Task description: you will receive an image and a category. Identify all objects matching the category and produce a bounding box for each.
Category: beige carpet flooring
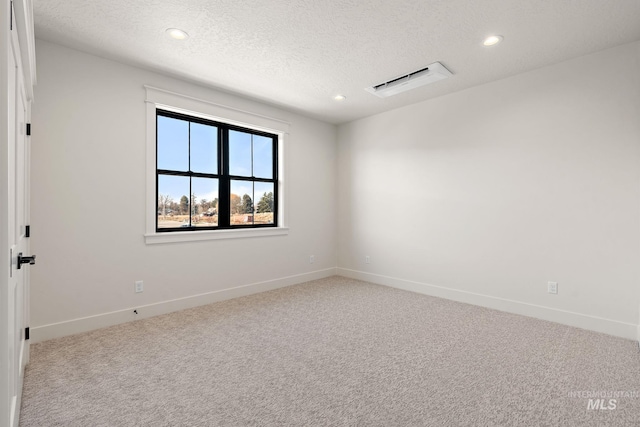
[19,276,640,426]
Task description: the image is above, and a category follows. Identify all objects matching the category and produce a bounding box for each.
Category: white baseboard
[31,268,337,343]
[637,304,640,345]
[337,268,638,341]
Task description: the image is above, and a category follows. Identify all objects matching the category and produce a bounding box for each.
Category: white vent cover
[365,62,452,98]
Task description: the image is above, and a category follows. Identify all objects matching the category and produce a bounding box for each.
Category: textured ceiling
[33,0,640,124]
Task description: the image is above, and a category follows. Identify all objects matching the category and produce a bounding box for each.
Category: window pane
[192,177,218,227]
[229,130,252,177]
[156,109,278,232]
[190,123,217,174]
[158,115,189,171]
[230,180,254,225]
[254,182,275,224]
[158,174,190,229]
[253,135,273,179]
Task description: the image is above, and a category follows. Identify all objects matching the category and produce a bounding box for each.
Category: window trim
[144,86,289,244]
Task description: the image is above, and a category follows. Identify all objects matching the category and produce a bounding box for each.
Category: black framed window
[156,109,278,232]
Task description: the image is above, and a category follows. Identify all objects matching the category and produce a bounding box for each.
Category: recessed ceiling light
[166,28,189,40]
[334,95,346,101]
[483,35,503,46]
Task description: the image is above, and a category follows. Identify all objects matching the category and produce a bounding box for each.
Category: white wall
[30,40,338,341]
[31,38,640,342]
[337,41,640,339]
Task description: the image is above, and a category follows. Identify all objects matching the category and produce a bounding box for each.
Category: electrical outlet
[365,256,370,264]
[135,280,144,293]
[309,255,315,264]
[547,281,558,294]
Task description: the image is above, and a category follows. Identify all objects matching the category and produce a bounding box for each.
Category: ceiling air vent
[365,62,452,98]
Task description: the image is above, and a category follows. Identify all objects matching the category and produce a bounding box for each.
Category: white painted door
[5,6,31,426]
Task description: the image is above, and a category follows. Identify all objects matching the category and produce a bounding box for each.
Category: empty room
[2,0,640,426]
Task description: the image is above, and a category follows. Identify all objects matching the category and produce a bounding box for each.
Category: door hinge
[25,225,30,237]
[26,123,31,136]
[25,327,30,340]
